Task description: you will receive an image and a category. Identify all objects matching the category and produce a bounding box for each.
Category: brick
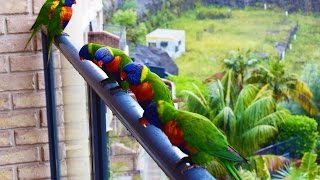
[0,93,11,111]
[41,143,65,161]
[9,52,61,72]
[0,73,37,92]
[33,0,46,14]
[0,110,38,129]
[0,147,39,165]
[0,131,11,147]
[6,16,36,34]
[12,90,63,109]
[18,163,50,179]
[0,167,13,180]
[0,18,5,35]
[15,127,64,145]
[38,70,63,90]
[0,34,33,53]
[40,106,64,127]
[0,56,9,73]
[15,128,48,145]
[18,161,67,179]
[1,0,28,14]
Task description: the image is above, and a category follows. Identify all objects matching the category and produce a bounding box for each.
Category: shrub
[275,115,318,158]
[196,8,231,20]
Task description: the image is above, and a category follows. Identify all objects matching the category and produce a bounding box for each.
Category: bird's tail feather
[223,161,242,180]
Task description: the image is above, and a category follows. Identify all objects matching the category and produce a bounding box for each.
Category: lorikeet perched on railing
[141,100,247,180]
[79,43,105,61]
[120,63,174,110]
[26,0,76,61]
[92,47,134,91]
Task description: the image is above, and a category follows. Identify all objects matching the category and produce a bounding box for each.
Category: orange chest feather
[162,120,184,146]
[106,56,121,73]
[129,82,154,102]
[60,7,73,21]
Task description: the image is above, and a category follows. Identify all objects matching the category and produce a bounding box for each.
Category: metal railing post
[41,31,61,180]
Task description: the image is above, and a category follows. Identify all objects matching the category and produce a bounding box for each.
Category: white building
[146,29,186,59]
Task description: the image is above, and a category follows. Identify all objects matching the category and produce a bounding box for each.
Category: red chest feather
[162,120,184,146]
[129,82,154,102]
[106,56,121,73]
[60,7,73,21]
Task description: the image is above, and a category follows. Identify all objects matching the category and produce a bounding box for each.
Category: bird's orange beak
[120,72,127,80]
[139,117,149,128]
[80,56,84,61]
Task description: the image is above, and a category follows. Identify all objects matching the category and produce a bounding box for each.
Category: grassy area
[163,6,320,81]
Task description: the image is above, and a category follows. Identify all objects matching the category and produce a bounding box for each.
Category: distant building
[146,29,186,59]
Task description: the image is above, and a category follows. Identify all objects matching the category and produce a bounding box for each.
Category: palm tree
[247,59,318,116]
[181,81,288,157]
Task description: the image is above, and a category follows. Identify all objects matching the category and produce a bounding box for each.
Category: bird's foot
[109,86,124,95]
[61,32,69,36]
[180,164,204,174]
[99,78,117,86]
[175,157,204,174]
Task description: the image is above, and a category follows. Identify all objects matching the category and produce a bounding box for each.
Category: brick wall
[0,0,66,179]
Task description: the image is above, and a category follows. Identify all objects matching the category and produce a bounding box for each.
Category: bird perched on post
[93,47,134,91]
[141,100,247,180]
[26,0,76,62]
[79,43,105,62]
[120,62,174,111]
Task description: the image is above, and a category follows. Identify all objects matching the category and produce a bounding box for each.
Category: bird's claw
[61,32,69,36]
[181,164,204,174]
[109,86,124,95]
[99,78,116,86]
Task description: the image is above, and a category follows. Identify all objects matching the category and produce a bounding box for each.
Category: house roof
[146,29,185,41]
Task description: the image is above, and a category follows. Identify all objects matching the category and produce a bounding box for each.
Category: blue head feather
[79,44,92,60]
[122,63,143,85]
[94,48,114,64]
[65,0,76,7]
[143,102,162,128]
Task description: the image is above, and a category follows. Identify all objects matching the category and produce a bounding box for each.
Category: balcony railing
[43,32,215,180]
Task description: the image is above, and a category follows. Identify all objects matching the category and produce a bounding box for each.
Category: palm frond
[241,125,278,155]
[255,109,288,127]
[212,106,236,136]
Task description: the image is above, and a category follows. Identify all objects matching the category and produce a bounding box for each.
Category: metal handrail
[53,34,215,180]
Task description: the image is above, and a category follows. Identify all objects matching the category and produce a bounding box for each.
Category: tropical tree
[247,59,318,116]
[181,81,288,157]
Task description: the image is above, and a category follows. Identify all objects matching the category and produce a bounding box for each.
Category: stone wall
[0,0,66,179]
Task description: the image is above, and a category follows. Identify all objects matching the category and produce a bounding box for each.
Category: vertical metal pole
[88,87,108,180]
[41,31,61,180]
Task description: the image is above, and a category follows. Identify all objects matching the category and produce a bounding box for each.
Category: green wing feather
[147,72,174,105]
[45,1,64,63]
[25,0,56,49]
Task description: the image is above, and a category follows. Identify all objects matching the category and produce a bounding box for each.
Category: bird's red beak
[120,72,127,80]
[73,0,76,4]
[97,60,103,68]
[80,56,84,61]
[139,117,149,128]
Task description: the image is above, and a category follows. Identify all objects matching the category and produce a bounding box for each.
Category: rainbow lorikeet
[79,43,121,90]
[79,43,105,61]
[25,0,60,48]
[141,100,246,180]
[26,0,76,61]
[120,62,174,110]
[93,47,134,91]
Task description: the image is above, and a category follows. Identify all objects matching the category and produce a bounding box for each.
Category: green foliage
[167,75,207,98]
[121,0,137,10]
[196,7,232,20]
[273,152,320,180]
[275,115,318,158]
[112,9,137,27]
